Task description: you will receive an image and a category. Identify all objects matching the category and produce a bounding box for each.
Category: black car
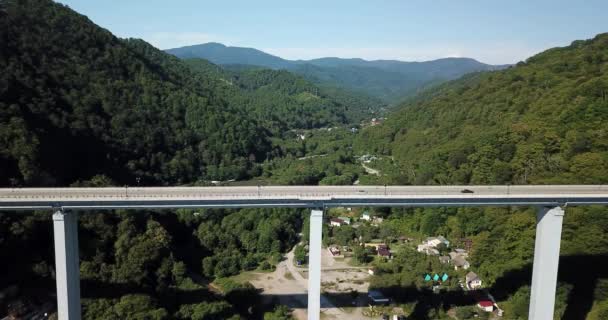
[460,189,474,193]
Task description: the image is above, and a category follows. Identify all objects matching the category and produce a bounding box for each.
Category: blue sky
[57,0,607,64]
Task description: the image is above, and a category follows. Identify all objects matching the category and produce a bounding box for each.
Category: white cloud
[143,32,232,50]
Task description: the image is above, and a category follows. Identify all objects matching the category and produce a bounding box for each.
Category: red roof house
[477,300,493,312]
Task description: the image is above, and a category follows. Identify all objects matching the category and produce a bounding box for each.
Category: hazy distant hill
[167,42,292,69]
[166,43,507,102]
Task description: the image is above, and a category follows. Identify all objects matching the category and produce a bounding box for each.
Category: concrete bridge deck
[1,185,608,209]
[1,185,608,320]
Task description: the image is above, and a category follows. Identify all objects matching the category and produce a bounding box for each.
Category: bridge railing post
[53,210,81,320]
[528,206,564,320]
[308,209,323,320]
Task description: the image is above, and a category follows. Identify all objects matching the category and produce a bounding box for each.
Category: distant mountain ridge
[166,43,509,102]
[169,42,291,69]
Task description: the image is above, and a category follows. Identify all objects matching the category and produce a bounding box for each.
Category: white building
[330,218,344,227]
[452,256,470,270]
[338,216,351,225]
[425,236,450,248]
[417,244,440,256]
[466,272,482,289]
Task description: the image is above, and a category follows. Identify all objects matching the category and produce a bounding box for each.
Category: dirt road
[249,246,372,320]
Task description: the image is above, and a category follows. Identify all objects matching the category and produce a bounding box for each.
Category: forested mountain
[166,42,291,69]
[3,0,608,319]
[0,0,266,187]
[0,0,376,188]
[355,33,608,319]
[183,59,383,132]
[166,43,506,103]
[356,33,608,185]
[0,1,311,319]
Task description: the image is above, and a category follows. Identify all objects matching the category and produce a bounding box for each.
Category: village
[317,207,505,319]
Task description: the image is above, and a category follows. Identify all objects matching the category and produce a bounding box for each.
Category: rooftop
[478,300,493,307]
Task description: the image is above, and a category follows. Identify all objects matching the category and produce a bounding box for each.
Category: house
[423,236,450,249]
[466,272,482,289]
[330,218,344,227]
[372,217,384,225]
[361,212,372,221]
[368,290,390,304]
[365,242,388,250]
[454,248,468,257]
[338,216,351,225]
[449,249,470,270]
[370,118,383,126]
[439,256,451,264]
[417,244,440,256]
[418,236,450,255]
[377,245,391,258]
[452,256,470,270]
[477,300,494,312]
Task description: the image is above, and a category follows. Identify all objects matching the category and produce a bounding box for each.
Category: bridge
[1,185,608,320]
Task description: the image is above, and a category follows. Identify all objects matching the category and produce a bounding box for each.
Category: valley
[1,1,608,320]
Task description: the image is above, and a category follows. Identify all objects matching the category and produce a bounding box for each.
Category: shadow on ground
[79,254,608,320]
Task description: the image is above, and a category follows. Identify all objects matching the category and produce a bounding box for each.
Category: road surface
[1,185,608,210]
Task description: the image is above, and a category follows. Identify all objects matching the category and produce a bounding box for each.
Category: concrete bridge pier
[53,210,81,320]
[307,209,323,320]
[529,206,564,320]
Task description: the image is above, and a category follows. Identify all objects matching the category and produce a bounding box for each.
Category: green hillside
[3,0,608,319]
[354,33,608,319]
[0,0,377,188]
[357,33,608,185]
[0,1,307,319]
[0,0,271,186]
[183,58,383,132]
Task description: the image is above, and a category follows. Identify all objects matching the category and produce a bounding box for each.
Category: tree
[353,245,371,264]
[587,300,608,320]
[333,225,356,246]
[505,286,530,320]
[176,301,236,320]
[114,294,169,320]
[263,305,293,320]
[294,244,307,265]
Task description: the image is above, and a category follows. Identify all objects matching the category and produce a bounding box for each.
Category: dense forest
[0,0,344,319]
[183,59,382,133]
[2,0,608,319]
[353,33,608,319]
[356,33,608,185]
[0,0,379,188]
